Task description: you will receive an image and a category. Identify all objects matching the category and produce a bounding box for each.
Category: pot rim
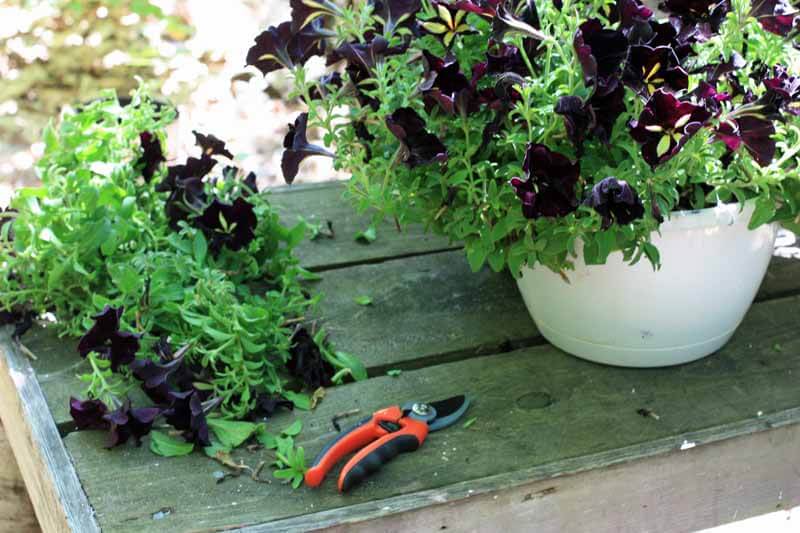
[660,199,758,233]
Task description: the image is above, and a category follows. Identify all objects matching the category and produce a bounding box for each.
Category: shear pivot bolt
[411,403,430,416]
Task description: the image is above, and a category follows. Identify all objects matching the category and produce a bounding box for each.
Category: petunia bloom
[193,131,234,159]
[629,89,712,167]
[163,390,210,446]
[420,51,475,115]
[623,45,688,98]
[137,132,165,183]
[246,21,324,75]
[583,177,645,229]
[509,143,579,219]
[423,1,473,47]
[103,399,160,448]
[197,197,258,253]
[77,306,141,371]
[751,0,798,36]
[371,0,423,34]
[715,116,776,167]
[555,82,625,153]
[70,397,110,430]
[386,108,449,167]
[250,393,295,420]
[282,113,335,184]
[491,0,548,42]
[573,19,629,95]
[288,327,335,389]
[764,65,800,116]
[130,344,194,405]
[453,0,501,17]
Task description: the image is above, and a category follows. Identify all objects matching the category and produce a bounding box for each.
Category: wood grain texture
[0,329,99,533]
[269,182,458,270]
[60,294,800,532]
[0,422,39,533]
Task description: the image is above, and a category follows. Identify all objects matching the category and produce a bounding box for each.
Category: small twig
[332,408,361,432]
[281,316,306,328]
[14,340,37,361]
[251,460,266,481]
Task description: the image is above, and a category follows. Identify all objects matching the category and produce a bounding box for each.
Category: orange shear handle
[337,417,429,492]
[305,406,403,488]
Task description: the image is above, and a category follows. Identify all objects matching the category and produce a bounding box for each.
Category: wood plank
[269,182,458,270]
[60,293,800,532]
[0,328,100,533]
[0,422,39,533]
[272,422,800,533]
[22,250,800,426]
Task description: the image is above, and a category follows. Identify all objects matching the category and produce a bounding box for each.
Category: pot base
[535,319,737,368]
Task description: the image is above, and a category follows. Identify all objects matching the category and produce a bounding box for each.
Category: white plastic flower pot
[516,202,778,367]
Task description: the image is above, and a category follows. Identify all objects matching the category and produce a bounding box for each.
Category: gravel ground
[0,0,344,207]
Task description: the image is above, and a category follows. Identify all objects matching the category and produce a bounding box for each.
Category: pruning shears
[305,395,471,492]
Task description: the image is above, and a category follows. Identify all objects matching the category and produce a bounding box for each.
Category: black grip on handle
[340,434,420,492]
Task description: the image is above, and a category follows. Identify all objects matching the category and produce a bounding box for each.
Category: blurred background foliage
[0,0,341,207]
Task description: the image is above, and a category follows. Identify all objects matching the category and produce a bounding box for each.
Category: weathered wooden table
[2,181,799,532]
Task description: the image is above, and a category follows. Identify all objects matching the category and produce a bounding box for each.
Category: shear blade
[428,394,470,432]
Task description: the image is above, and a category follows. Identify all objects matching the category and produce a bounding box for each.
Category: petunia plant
[0,86,365,469]
[250,0,800,274]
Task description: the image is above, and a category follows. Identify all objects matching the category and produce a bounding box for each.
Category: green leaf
[462,417,477,429]
[656,135,671,158]
[207,419,259,449]
[193,231,208,265]
[256,431,278,449]
[386,369,402,377]
[283,391,312,410]
[354,295,373,306]
[642,242,661,269]
[748,197,776,230]
[331,351,367,381]
[466,242,490,272]
[281,419,303,437]
[354,226,377,243]
[150,430,194,457]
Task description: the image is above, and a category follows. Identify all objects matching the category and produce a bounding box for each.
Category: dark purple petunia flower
[492,0,548,42]
[104,399,160,448]
[246,21,324,75]
[509,143,580,219]
[163,390,210,446]
[330,37,407,72]
[583,177,645,229]
[751,0,798,36]
[623,45,689,98]
[764,65,800,116]
[573,19,629,95]
[70,397,110,430]
[77,306,141,371]
[193,131,234,159]
[688,80,731,114]
[420,51,475,115]
[555,83,625,153]
[386,108,449,167]
[371,0,422,34]
[454,0,502,17]
[158,154,217,194]
[137,132,165,183]
[423,1,475,47]
[282,113,335,184]
[288,327,335,390]
[130,345,194,405]
[629,89,712,167]
[715,116,776,167]
[250,393,295,420]
[614,0,654,30]
[555,96,595,156]
[486,40,534,77]
[197,197,258,253]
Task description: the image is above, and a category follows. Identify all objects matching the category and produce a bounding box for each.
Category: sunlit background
[0,0,343,208]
